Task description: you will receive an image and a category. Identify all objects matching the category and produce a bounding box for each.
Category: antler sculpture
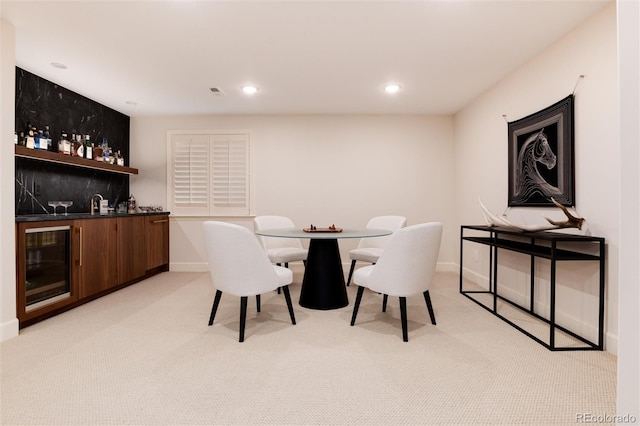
[479,198,585,232]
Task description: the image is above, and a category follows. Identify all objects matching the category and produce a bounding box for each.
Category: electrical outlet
[474,249,479,261]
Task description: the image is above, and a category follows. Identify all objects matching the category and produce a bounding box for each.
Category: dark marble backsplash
[15,158,129,215]
[14,67,131,215]
[15,67,130,163]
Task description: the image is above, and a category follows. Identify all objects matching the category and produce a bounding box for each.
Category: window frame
[166,130,254,217]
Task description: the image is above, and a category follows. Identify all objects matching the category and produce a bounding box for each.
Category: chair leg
[423,290,436,325]
[346,260,357,286]
[399,297,408,342]
[382,294,388,312]
[281,285,296,325]
[256,294,261,313]
[350,286,365,326]
[275,264,282,294]
[239,296,248,342]
[208,290,222,326]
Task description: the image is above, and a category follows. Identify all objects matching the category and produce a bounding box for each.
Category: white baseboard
[436,262,458,273]
[169,262,210,272]
[0,318,19,342]
[173,261,452,274]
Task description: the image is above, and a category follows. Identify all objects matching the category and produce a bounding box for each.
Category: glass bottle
[116,149,124,166]
[43,125,53,151]
[58,131,71,155]
[25,125,36,149]
[76,134,84,157]
[102,138,110,163]
[84,135,93,160]
[36,129,47,150]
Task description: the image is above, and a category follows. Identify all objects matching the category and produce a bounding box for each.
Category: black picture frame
[508,95,574,207]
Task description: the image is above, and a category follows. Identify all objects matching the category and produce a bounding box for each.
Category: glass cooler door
[24,226,72,311]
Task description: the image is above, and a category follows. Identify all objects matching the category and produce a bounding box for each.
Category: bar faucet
[90,194,104,215]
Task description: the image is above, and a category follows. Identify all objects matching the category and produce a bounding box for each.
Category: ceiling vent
[209,87,226,96]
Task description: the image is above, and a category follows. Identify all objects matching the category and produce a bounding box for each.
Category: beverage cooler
[17,222,78,325]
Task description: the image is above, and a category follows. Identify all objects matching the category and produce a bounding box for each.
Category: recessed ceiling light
[50,62,67,69]
[242,85,258,95]
[384,84,401,94]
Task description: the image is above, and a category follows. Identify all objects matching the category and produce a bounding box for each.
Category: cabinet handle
[152,219,168,224]
[79,226,83,267]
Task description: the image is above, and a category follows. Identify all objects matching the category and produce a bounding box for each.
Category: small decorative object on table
[479,197,585,232]
[303,224,343,233]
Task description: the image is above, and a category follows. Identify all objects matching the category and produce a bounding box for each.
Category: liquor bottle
[70,133,81,156]
[34,129,41,149]
[116,149,124,166]
[58,131,71,155]
[35,129,45,150]
[102,138,110,163]
[43,125,53,151]
[84,135,93,159]
[76,134,84,157]
[76,135,84,157]
[25,124,35,149]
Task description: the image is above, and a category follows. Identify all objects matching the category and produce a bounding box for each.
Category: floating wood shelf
[15,145,138,175]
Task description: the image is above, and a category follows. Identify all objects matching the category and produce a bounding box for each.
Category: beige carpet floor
[0,271,616,425]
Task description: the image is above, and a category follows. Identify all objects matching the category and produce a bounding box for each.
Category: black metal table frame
[459,225,605,351]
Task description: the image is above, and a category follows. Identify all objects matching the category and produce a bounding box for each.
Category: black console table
[459,225,605,351]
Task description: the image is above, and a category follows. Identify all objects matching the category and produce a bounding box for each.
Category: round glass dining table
[255,228,392,310]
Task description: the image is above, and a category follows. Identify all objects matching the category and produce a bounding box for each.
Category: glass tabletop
[255,228,392,239]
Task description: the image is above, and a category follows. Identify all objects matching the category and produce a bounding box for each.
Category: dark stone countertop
[16,211,170,223]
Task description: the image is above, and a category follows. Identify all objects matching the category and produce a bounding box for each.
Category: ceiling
[1,1,611,117]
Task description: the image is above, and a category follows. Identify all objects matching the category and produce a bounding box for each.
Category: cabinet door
[77,218,117,299]
[146,215,169,271]
[117,216,147,283]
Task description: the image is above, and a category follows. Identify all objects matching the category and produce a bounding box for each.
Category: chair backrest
[365,222,442,297]
[203,221,280,297]
[254,215,304,249]
[357,215,407,249]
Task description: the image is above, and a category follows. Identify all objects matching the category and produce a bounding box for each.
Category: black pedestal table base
[299,238,348,310]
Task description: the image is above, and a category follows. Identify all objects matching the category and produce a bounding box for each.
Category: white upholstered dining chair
[346,215,407,286]
[254,215,308,269]
[203,221,297,342]
[350,222,442,342]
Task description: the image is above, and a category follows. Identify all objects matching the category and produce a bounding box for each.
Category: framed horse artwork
[507,95,575,207]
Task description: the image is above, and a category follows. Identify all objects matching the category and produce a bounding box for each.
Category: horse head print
[513,128,567,204]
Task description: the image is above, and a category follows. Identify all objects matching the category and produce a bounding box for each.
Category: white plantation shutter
[211,134,249,215]
[168,132,251,216]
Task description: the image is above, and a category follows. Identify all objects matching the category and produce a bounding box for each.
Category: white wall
[454,4,619,351]
[617,0,640,419]
[0,21,18,341]
[130,115,457,272]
